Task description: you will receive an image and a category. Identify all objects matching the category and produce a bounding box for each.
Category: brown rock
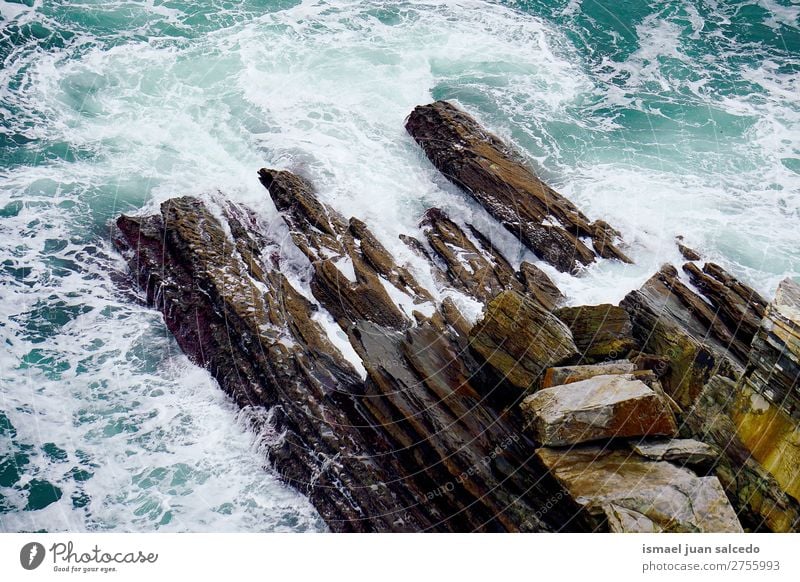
[259,168,433,329]
[518,261,564,311]
[620,264,744,406]
[554,304,639,363]
[521,374,678,445]
[469,290,578,392]
[537,446,743,532]
[405,101,631,273]
[420,207,520,302]
[683,375,800,532]
[629,438,718,466]
[683,262,767,348]
[675,236,702,261]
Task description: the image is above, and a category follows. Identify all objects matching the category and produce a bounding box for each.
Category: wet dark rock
[405,101,631,273]
[518,261,564,311]
[420,207,520,302]
[114,194,586,532]
[675,236,702,261]
[683,262,767,349]
[350,320,587,532]
[259,168,432,329]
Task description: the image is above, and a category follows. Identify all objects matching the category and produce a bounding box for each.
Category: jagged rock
[518,261,564,311]
[405,101,631,273]
[683,262,767,348]
[259,168,433,329]
[744,278,800,417]
[537,446,743,532]
[115,197,415,531]
[620,264,748,407]
[630,438,718,466]
[554,304,639,363]
[521,374,678,445]
[469,290,578,392]
[675,236,702,261]
[683,375,800,532]
[420,207,520,302]
[713,280,800,505]
[542,361,636,389]
[114,194,589,533]
[349,320,587,532]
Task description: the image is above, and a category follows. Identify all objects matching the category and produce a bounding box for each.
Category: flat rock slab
[630,438,718,466]
[537,446,743,532]
[521,374,678,446]
[542,360,635,389]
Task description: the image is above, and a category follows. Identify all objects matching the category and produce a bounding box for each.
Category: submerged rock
[521,374,678,446]
[405,101,631,273]
[537,446,743,532]
[469,290,578,393]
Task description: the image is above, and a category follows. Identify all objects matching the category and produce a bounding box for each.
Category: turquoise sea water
[1,0,798,531]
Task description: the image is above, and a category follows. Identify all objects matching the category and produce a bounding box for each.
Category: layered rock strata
[405,101,631,273]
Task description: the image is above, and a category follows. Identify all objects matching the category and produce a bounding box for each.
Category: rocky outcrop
[349,320,584,532]
[554,304,639,363]
[712,279,800,507]
[683,262,767,349]
[110,104,791,534]
[469,290,578,394]
[620,264,758,406]
[114,188,587,532]
[259,168,433,329]
[619,266,800,530]
[537,446,743,532]
[115,197,413,531]
[521,374,678,446]
[405,101,631,273]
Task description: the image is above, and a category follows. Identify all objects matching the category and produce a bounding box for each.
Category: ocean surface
[1,0,798,532]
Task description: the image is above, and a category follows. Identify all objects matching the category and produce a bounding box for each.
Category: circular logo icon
[20,542,46,570]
